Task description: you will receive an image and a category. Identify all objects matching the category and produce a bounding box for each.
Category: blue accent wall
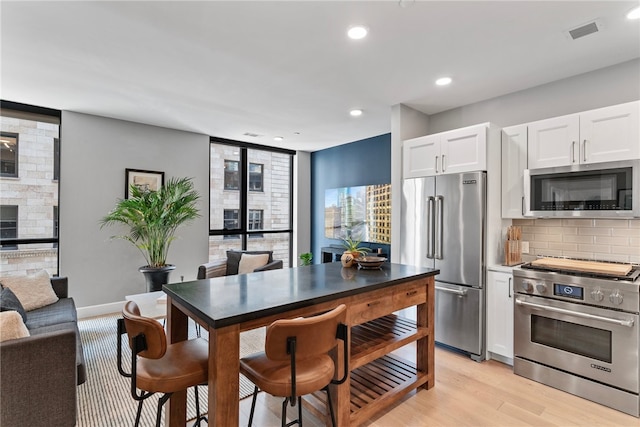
[310,133,391,263]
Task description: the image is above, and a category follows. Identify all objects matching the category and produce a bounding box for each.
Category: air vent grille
[568,21,599,40]
[243,132,261,138]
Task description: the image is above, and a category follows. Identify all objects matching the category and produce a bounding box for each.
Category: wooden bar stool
[240,304,348,427]
[117,301,209,427]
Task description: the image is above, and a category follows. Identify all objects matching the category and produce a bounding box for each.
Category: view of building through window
[210,142,293,266]
[0,105,60,276]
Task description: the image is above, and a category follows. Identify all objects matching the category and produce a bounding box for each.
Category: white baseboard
[77,301,124,319]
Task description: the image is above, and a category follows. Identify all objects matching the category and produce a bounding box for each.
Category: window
[248,209,263,238]
[0,205,18,249]
[0,101,61,275]
[210,140,294,266]
[249,163,263,191]
[0,132,18,177]
[224,160,239,190]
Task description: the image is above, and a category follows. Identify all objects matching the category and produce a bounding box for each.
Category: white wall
[60,112,210,307]
[427,58,640,133]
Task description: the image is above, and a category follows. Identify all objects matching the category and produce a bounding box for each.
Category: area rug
[77,314,265,426]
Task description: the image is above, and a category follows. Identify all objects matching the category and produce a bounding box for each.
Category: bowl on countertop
[355,256,387,269]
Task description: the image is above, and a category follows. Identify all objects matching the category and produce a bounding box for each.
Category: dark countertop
[164,262,439,329]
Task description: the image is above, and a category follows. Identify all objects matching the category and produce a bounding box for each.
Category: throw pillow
[0,287,27,323]
[0,270,58,311]
[226,250,272,275]
[0,310,30,342]
[238,253,270,274]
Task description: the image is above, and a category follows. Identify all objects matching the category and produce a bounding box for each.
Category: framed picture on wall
[125,168,164,199]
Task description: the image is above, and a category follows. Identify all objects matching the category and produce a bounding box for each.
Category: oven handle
[436,286,467,296]
[515,299,635,327]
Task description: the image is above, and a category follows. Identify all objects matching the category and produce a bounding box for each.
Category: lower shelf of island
[349,314,433,425]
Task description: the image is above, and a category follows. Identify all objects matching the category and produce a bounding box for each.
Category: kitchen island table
[163,262,438,426]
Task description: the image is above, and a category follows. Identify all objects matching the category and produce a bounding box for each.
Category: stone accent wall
[512,218,640,264]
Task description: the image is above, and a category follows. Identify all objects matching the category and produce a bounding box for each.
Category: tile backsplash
[512,219,640,264]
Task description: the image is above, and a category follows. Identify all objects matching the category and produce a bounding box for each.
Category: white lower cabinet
[487,270,514,364]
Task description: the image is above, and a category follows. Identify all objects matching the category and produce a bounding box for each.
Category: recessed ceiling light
[347,26,368,40]
[435,77,452,86]
[274,136,284,141]
[350,109,363,117]
[627,6,640,20]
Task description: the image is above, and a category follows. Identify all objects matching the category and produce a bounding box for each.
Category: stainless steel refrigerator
[400,172,486,361]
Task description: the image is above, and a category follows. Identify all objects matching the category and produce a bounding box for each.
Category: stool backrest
[265,304,346,361]
[122,301,167,359]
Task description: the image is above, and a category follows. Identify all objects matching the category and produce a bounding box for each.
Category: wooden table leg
[208,324,240,426]
[166,297,189,426]
[417,277,435,390]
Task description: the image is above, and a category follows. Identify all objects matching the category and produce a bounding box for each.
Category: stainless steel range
[513,258,640,417]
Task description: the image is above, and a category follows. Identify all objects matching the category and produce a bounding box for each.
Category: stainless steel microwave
[524,160,640,218]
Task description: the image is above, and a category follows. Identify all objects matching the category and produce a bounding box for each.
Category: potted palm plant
[100,177,200,292]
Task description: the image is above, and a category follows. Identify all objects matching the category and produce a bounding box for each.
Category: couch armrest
[50,276,68,299]
[0,329,77,427]
[197,260,227,279]
[255,259,283,272]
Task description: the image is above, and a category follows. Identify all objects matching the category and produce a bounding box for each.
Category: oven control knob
[590,289,604,302]
[609,291,624,305]
[520,280,533,293]
[535,283,548,294]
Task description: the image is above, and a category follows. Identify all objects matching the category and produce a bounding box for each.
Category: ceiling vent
[567,20,600,40]
[243,132,261,138]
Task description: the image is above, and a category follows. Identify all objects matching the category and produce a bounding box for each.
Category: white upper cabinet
[528,101,639,169]
[501,125,527,218]
[580,101,639,164]
[440,125,487,174]
[403,124,487,178]
[403,134,439,178]
[527,114,579,169]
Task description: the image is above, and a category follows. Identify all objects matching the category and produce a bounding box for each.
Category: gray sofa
[0,276,86,427]
[197,250,284,279]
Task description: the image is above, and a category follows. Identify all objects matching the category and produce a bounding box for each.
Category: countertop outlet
[522,241,529,254]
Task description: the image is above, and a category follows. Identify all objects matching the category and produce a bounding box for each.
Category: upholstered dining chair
[197,250,283,279]
[117,301,208,427]
[240,304,349,427]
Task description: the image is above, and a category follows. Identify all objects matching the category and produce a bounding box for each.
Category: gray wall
[60,112,210,307]
[427,58,640,133]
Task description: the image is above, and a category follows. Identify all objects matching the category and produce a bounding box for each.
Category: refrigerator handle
[427,196,435,259]
[435,195,444,259]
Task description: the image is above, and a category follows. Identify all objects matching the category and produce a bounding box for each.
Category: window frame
[249,162,263,192]
[209,137,294,266]
[224,159,240,190]
[0,205,18,250]
[0,100,62,257]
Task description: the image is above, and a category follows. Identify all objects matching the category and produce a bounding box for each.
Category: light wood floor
[203,345,639,426]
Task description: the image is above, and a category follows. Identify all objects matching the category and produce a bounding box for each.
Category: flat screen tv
[324,183,391,244]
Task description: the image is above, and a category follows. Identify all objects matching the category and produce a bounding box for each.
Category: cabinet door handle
[583,139,587,162]
[442,154,446,172]
[435,155,439,173]
[508,277,512,298]
[367,301,381,308]
[571,141,576,163]
[406,290,418,297]
[521,197,525,216]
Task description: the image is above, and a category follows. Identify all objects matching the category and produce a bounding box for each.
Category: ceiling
[1,1,639,152]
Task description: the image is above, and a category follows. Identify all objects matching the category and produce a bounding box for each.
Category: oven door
[514,294,639,393]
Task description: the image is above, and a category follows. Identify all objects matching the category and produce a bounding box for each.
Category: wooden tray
[531,258,632,276]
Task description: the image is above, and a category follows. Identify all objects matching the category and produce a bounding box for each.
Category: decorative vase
[139,264,176,292]
[340,251,355,268]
